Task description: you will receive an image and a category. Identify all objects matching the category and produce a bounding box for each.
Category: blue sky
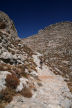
[0,0,72,38]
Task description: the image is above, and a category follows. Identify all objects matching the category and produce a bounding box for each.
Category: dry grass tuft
[5,74,20,89]
[20,87,32,98]
[0,104,5,108]
[0,87,16,103]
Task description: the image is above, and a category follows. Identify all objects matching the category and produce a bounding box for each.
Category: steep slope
[24,22,72,92]
[6,55,72,108]
[0,11,72,108]
[0,11,40,108]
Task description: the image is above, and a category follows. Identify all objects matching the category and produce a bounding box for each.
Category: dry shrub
[0,87,16,103]
[0,64,7,71]
[23,45,33,56]
[21,87,32,98]
[13,65,28,78]
[5,74,20,89]
[11,67,22,78]
[0,64,4,71]
[0,104,5,108]
[0,63,11,71]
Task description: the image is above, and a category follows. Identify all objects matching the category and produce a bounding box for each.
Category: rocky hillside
[24,21,72,92]
[0,11,41,108]
[0,11,72,108]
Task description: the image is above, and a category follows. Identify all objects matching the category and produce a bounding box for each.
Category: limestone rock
[0,71,11,91]
[24,21,72,93]
[16,77,28,92]
[0,11,72,108]
[0,11,18,40]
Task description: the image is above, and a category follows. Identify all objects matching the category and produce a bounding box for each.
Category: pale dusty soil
[5,54,72,108]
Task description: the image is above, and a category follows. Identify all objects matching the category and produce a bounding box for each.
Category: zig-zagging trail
[6,53,72,108]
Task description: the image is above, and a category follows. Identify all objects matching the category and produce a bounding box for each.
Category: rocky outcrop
[0,11,18,40]
[0,11,40,108]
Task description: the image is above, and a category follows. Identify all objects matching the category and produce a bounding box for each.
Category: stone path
[5,54,72,108]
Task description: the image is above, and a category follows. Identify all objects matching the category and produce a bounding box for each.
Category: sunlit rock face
[24,21,72,93]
